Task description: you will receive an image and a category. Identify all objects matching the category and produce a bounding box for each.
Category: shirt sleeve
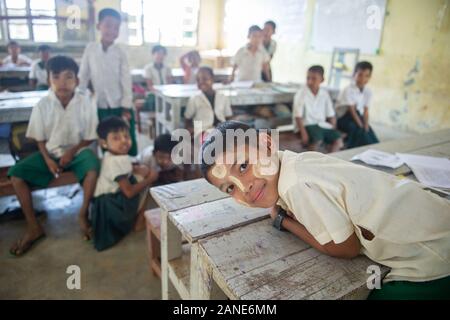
[293,89,306,118]
[120,49,133,109]
[28,62,37,79]
[26,102,46,141]
[339,87,357,107]
[107,156,132,181]
[20,55,33,65]
[324,92,336,118]
[78,44,91,93]
[184,96,196,119]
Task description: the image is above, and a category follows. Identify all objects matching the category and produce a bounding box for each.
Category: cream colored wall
[270,0,450,133]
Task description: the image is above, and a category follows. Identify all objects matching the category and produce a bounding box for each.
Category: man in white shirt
[230,25,271,83]
[29,45,51,90]
[2,41,32,66]
[78,8,137,156]
[293,65,343,152]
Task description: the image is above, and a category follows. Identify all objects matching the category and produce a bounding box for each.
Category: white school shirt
[28,60,48,86]
[336,82,372,118]
[2,54,32,66]
[276,150,450,283]
[94,152,133,197]
[26,89,98,158]
[292,87,335,132]
[263,39,277,58]
[144,63,172,85]
[78,42,133,109]
[233,45,270,82]
[184,91,233,131]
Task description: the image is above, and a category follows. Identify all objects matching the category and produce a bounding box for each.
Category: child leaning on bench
[8,56,100,256]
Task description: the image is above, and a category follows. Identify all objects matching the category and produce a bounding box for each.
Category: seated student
[138,134,184,185]
[29,45,51,90]
[336,61,379,148]
[293,65,343,152]
[2,41,32,66]
[8,56,100,255]
[230,25,271,83]
[92,116,158,251]
[144,45,172,91]
[262,20,277,82]
[185,66,233,134]
[180,50,201,84]
[200,121,450,300]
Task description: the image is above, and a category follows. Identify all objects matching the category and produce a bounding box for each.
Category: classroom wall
[270,0,450,133]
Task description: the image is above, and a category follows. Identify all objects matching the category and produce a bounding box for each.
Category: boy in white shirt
[144,45,172,90]
[2,41,32,66]
[262,20,277,82]
[230,25,271,83]
[78,8,137,156]
[185,67,233,134]
[336,61,379,148]
[8,56,100,256]
[29,45,51,90]
[293,65,343,152]
[200,121,450,299]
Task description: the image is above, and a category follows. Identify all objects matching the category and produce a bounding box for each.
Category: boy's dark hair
[264,20,276,31]
[46,55,79,75]
[248,25,262,37]
[354,61,373,74]
[308,65,324,77]
[154,134,178,154]
[97,116,129,140]
[38,45,51,52]
[152,45,167,55]
[7,40,19,48]
[198,66,214,79]
[98,8,122,23]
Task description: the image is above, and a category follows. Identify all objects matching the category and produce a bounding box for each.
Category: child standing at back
[230,25,271,83]
[78,8,137,156]
[336,61,379,148]
[293,65,343,152]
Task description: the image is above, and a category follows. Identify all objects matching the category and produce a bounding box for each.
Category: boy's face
[206,135,280,209]
[8,45,20,57]
[102,129,132,155]
[39,50,50,62]
[97,16,121,44]
[196,70,214,93]
[354,69,372,88]
[263,24,274,40]
[248,31,263,48]
[306,71,324,92]
[154,150,174,170]
[153,50,166,64]
[49,70,78,99]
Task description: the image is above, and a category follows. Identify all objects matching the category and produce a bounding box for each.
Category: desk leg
[161,210,182,300]
[190,243,227,300]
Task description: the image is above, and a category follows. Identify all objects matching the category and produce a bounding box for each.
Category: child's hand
[122,110,132,121]
[364,123,369,132]
[59,150,75,168]
[301,133,309,146]
[45,158,61,177]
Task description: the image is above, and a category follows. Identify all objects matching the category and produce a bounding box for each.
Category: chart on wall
[223,0,307,52]
[311,0,387,55]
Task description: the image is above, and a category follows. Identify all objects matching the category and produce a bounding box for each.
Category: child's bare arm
[229,65,238,83]
[146,79,155,92]
[327,116,337,129]
[363,107,369,131]
[348,105,364,128]
[295,117,309,146]
[37,141,60,176]
[262,62,271,82]
[117,170,158,199]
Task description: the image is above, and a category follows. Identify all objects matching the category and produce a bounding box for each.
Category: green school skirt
[368,276,450,300]
[7,149,100,188]
[305,124,341,144]
[337,111,379,148]
[90,176,139,251]
[97,108,138,156]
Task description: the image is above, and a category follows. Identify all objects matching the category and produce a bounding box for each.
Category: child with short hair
[29,45,51,90]
[78,8,137,156]
[185,66,233,134]
[2,41,32,66]
[180,50,201,84]
[262,20,277,82]
[144,44,172,90]
[8,56,100,255]
[91,116,158,251]
[293,65,343,152]
[230,25,271,83]
[336,61,379,148]
[200,121,450,299]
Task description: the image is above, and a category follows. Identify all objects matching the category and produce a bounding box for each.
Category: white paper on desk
[230,81,254,89]
[396,153,450,189]
[351,149,404,169]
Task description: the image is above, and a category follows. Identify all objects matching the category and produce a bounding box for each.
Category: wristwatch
[273,208,287,231]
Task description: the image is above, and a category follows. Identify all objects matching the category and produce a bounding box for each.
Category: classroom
[0,0,449,302]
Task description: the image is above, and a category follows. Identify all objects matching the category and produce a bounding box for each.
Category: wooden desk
[0,66,32,91]
[131,67,233,85]
[150,178,270,299]
[0,90,47,124]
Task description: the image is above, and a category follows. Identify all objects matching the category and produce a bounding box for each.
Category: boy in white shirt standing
[336,61,379,148]
[8,56,100,255]
[29,45,51,90]
[78,8,137,156]
[230,25,271,83]
[294,65,343,152]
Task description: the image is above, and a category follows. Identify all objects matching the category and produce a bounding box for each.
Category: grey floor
[0,122,415,299]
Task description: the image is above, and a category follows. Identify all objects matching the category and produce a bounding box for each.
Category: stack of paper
[351,149,404,169]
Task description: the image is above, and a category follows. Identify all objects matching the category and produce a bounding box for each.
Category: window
[1,0,58,42]
[121,0,200,47]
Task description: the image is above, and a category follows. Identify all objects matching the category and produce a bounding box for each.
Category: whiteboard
[311,0,386,55]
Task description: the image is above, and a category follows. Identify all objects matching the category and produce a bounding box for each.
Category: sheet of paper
[351,149,404,169]
[396,153,450,189]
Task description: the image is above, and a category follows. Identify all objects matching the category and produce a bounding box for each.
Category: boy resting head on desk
[200,121,450,299]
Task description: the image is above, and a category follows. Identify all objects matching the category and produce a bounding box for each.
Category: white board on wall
[311,0,387,55]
